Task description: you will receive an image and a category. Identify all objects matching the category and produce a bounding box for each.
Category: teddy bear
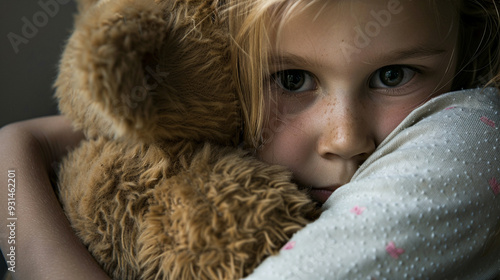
[54,0,320,279]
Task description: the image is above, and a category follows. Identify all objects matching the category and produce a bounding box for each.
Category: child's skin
[258,0,459,203]
[0,116,110,279]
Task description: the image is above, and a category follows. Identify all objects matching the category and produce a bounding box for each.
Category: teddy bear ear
[56,0,241,144]
[56,0,173,141]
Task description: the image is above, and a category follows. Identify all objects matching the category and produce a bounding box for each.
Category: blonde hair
[228,0,500,148]
[229,0,306,148]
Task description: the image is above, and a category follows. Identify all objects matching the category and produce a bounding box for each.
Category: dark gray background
[0,0,78,128]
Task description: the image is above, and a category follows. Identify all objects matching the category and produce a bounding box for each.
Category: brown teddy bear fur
[55,0,320,279]
[56,0,240,144]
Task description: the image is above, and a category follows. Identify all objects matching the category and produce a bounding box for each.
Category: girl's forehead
[280,0,458,34]
[271,0,459,65]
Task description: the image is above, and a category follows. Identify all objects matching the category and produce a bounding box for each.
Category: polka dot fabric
[244,88,500,280]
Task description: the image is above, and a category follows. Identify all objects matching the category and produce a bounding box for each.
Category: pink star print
[480,116,496,128]
[489,177,500,196]
[386,241,405,259]
[350,206,366,215]
[282,241,296,251]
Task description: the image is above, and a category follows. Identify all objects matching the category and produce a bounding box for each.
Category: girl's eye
[369,65,417,88]
[272,70,316,93]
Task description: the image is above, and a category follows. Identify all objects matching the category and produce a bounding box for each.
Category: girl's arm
[0,116,110,279]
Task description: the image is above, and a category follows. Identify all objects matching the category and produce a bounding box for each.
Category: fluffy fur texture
[55,0,319,279]
[56,0,240,143]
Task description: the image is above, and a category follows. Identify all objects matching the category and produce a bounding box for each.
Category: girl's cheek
[275,91,319,116]
[258,111,312,166]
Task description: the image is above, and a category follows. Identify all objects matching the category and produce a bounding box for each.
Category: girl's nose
[316,102,376,161]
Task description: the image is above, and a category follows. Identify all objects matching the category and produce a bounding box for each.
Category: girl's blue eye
[272,70,316,93]
[370,65,416,88]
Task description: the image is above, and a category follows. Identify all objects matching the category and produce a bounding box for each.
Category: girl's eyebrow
[371,46,448,64]
[268,46,447,70]
[268,53,316,69]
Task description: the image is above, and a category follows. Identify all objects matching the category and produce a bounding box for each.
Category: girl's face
[258,0,459,203]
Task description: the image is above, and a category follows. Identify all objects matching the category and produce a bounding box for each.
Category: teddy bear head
[55,0,241,145]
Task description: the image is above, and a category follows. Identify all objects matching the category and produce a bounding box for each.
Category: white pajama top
[245,88,500,280]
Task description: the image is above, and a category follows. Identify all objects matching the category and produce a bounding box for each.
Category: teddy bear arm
[58,138,178,279]
[136,144,320,280]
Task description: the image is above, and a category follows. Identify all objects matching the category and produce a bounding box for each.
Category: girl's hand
[0,116,110,279]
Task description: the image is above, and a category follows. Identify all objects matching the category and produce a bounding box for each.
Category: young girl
[231,0,500,279]
[1,0,499,279]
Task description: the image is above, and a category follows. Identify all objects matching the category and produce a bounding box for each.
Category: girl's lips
[309,185,340,204]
